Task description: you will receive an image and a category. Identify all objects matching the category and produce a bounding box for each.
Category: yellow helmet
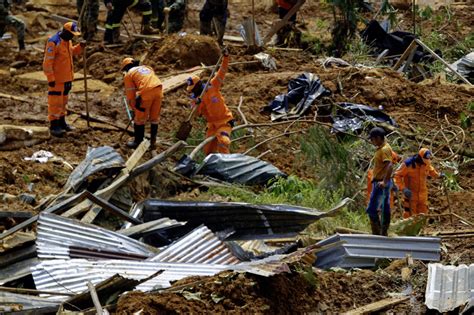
[186,75,201,93]
[121,57,135,71]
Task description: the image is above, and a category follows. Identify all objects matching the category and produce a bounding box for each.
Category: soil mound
[145,34,220,69]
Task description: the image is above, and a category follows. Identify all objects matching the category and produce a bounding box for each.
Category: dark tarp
[262,72,331,121]
[65,146,125,192]
[332,103,397,134]
[361,20,437,64]
[195,153,286,185]
[140,200,335,240]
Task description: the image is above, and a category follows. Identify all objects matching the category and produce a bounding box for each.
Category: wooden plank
[0,92,32,103]
[342,296,409,315]
[262,0,306,45]
[162,69,204,94]
[16,71,91,83]
[393,40,418,71]
[87,281,105,315]
[62,140,150,220]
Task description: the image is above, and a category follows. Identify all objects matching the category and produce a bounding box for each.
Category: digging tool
[126,8,139,35]
[82,42,90,128]
[119,96,133,141]
[78,0,87,31]
[176,54,224,141]
[164,8,170,34]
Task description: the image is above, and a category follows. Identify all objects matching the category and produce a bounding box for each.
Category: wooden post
[83,44,90,128]
[392,40,417,71]
[87,281,104,315]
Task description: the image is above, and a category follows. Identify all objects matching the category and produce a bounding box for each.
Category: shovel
[176,54,224,141]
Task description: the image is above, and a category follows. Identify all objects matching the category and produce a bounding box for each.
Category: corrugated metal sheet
[36,213,158,260]
[0,292,61,312]
[65,146,125,191]
[195,153,286,185]
[315,234,441,269]
[32,259,234,299]
[425,263,474,312]
[118,217,186,237]
[148,225,240,265]
[141,199,351,240]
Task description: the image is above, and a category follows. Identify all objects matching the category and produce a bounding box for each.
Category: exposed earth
[0,0,472,313]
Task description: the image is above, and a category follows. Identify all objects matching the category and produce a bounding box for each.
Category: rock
[102,73,117,84]
[18,193,36,205]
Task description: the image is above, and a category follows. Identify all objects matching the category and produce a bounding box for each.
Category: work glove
[135,95,145,112]
[402,188,412,199]
[48,81,55,87]
[169,3,178,10]
[163,6,171,13]
[221,46,229,56]
[106,2,113,11]
[130,110,135,120]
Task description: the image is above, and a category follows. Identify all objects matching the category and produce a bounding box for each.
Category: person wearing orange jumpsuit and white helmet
[185,48,234,155]
[121,57,163,149]
[43,22,85,137]
[394,148,444,218]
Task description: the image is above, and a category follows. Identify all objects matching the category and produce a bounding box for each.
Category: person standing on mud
[76,0,99,41]
[104,0,159,44]
[366,127,393,236]
[199,0,227,45]
[43,22,85,137]
[185,47,234,155]
[121,58,163,150]
[0,0,25,50]
[163,0,186,33]
[394,148,443,219]
[275,0,298,46]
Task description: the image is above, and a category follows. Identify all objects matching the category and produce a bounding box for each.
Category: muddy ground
[0,0,473,313]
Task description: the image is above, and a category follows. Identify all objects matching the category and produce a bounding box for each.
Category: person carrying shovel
[121,57,163,149]
[184,47,234,155]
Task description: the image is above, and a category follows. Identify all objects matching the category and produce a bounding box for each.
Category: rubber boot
[59,116,75,132]
[104,28,114,44]
[127,124,145,149]
[50,120,65,137]
[369,217,381,235]
[150,124,158,150]
[142,21,160,35]
[112,28,122,43]
[381,214,391,237]
[18,39,25,51]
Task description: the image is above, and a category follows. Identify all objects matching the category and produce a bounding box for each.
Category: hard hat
[419,148,432,160]
[121,57,135,71]
[63,22,81,36]
[186,75,201,93]
[368,127,386,139]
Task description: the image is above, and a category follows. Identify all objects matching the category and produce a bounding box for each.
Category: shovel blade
[176,121,192,141]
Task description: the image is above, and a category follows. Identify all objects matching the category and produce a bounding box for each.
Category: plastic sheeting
[361,20,432,63]
[263,72,330,121]
[65,146,125,191]
[332,102,397,134]
[195,153,286,185]
[450,52,474,82]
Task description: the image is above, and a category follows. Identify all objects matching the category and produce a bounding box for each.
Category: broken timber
[262,0,306,45]
[342,296,409,315]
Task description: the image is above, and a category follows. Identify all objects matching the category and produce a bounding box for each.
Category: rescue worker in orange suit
[185,48,234,155]
[121,57,163,149]
[394,148,443,218]
[367,150,401,210]
[43,22,85,137]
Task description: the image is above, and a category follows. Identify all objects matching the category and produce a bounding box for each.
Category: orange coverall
[124,65,163,126]
[43,32,82,121]
[367,150,401,208]
[195,55,234,155]
[277,0,296,10]
[394,157,440,218]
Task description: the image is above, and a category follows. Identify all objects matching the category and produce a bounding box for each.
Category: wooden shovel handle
[186,54,224,122]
